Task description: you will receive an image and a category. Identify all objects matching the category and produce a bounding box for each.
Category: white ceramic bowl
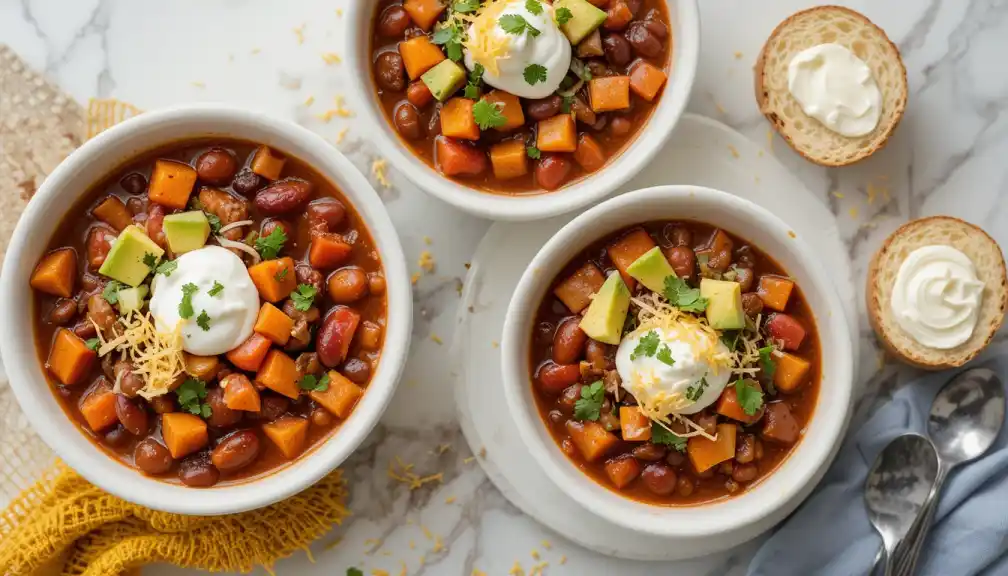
[345,1,700,221]
[501,185,853,540]
[0,105,413,515]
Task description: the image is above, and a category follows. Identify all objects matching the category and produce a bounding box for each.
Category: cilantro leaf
[499,14,540,37]
[274,267,288,282]
[651,422,687,452]
[720,329,741,351]
[85,337,100,351]
[735,379,764,416]
[291,283,317,312]
[463,83,481,99]
[524,0,543,15]
[630,330,660,360]
[347,569,364,576]
[179,282,198,319]
[560,94,575,113]
[685,376,708,402]
[255,226,287,260]
[196,310,211,331]
[523,63,548,85]
[155,259,178,277]
[469,62,485,84]
[526,146,541,159]
[445,42,463,62]
[175,378,211,417]
[299,372,331,392]
[573,380,604,421]
[205,212,222,234]
[555,7,573,25]
[101,281,124,305]
[142,252,159,269]
[656,344,675,367]
[663,275,708,313]
[208,281,224,297]
[453,0,481,13]
[758,345,777,379]
[431,23,465,62]
[472,99,506,130]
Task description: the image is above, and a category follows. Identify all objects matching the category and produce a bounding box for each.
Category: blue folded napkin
[748,355,1008,576]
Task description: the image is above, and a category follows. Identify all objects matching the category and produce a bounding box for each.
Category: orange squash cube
[248,257,297,302]
[537,114,577,152]
[773,351,812,393]
[629,61,668,101]
[403,0,446,31]
[399,36,446,80]
[46,328,96,386]
[92,196,133,231]
[483,90,525,131]
[262,416,310,459]
[607,228,656,292]
[619,406,651,441]
[588,76,631,112]
[149,159,197,209]
[30,248,77,298]
[440,98,480,140]
[573,133,606,173]
[757,275,795,312]
[250,145,287,181]
[310,371,364,419]
[489,140,529,180]
[255,350,301,400]
[79,379,117,433]
[553,262,606,314]
[226,333,272,372]
[566,420,619,463]
[222,373,261,412]
[254,303,295,346]
[688,423,737,473]
[604,455,641,488]
[162,412,209,459]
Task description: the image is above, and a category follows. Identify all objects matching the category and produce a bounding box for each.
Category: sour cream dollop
[615,323,733,416]
[890,245,985,349]
[787,43,882,137]
[463,0,571,99]
[149,246,260,356]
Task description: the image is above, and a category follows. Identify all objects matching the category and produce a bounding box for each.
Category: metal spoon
[865,433,939,576]
[895,367,1006,575]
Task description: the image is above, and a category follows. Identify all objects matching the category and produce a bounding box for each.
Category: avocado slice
[626,246,676,293]
[422,60,466,102]
[163,210,211,254]
[98,225,165,287]
[555,0,607,45]
[700,278,745,330]
[117,285,149,315]
[579,272,631,345]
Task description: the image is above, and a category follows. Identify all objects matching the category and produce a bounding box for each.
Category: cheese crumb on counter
[419,250,435,273]
[336,128,349,144]
[410,272,421,285]
[430,334,443,345]
[321,52,342,65]
[293,24,306,44]
[372,159,391,188]
[303,95,315,107]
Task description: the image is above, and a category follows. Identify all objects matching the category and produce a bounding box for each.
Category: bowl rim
[500,185,853,537]
[344,0,701,222]
[0,104,413,515]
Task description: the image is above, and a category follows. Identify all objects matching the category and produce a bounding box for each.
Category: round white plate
[451,114,859,561]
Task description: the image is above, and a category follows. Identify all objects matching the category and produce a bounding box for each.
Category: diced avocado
[700,278,745,330]
[579,272,631,345]
[117,285,149,315]
[163,210,211,254]
[421,60,466,102]
[555,0,607,45]
[98,225,165,287]
[626,246,676,293]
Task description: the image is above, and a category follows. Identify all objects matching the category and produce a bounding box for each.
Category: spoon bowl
[928,367,1005,465]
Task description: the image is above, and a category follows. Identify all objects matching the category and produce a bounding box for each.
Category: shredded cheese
[448,0,512,77]
[372,159,391,188]
[387,457,443,490]
[321,52,342,65]
[432,535,445,553]
[303,95,315,107]
[95,311,185,400]
[419,251,435,273]
[336,127,349,144]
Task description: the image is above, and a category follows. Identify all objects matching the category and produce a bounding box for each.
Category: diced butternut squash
[588,76,631,112]
[553,262,606,313]
[604,455,642,488]
[688,423,737,473]
[716,381,765,425]
[629,61,668,101]
[78,379,117,433]
[30,248,77,298]
[762,403,800,445]
[255,350,300,400]
[262,416,310,459]
[310,371,364,419]
[607,228,656,291]
[773,351,811,393]
[403,0,446,31]
[573,133,606,173]
[399,36,446,80]
[183,353,220,380]
[604,1,633,30]
[222,373,261,412]
[149,159,197,209]
[537,114,577,153]
[440,98,480,140]
[435,136,488,176]
[253,303,295,346]
[92,196,133,231]
[308,233,353,270]
[46,328,96,386]
[226,333,272,372]
[757,275,795,312]
[566,420,619,463]
[248,257,297,302]
[483,90,525,131]
[161,412,209,459]
[619,406,651,441]
[250,145,287,181]
[489,140,529,180]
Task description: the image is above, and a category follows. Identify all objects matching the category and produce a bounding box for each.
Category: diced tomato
[435,136,488,176]
[766,313,806,351]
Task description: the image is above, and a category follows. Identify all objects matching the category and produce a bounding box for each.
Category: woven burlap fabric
[0,45,350,575]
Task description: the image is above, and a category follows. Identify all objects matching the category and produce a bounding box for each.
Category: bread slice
[754,6,908,166]
[867,217,1007,369]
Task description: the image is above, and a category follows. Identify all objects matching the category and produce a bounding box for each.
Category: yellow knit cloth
[0,100,351,575]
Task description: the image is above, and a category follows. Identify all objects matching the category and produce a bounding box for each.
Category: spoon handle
[896,468,947,576]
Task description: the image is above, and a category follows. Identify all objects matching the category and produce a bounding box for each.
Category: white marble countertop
[3,0,1008,574]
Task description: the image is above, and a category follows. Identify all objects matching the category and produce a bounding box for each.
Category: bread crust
[866,216,1007,369]
[754,6,908,167]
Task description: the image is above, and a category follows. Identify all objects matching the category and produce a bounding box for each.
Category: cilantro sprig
[555,7,573,25]
[176,378,212,418]
[472,98,506,130]
[85,338,100,351]
[196,310,211,331]
[526,146,541,159]
[630,330,660,360]
[758,345,777,379]
[524,0,542,15]
[573,380,604,421]
[274,267,289,282]
[651,422,687,452]
[663,275,708,312]
[453,0,481,13]
[291,284,317,312]
[656,345,675,367]
[499,14,540,37]
[208,281,224,297]
[155,259,177,277]
[463,62,484,100]
[523,63,547,85]
[205,212,222,234]
[102,280,125,305]
[431,22,465,62]
[255,226,287,260]
[299,372,330,392]
[735,379,764,416]
[685,376,708,402]
[179,282,198,319]
[142,252,159,269]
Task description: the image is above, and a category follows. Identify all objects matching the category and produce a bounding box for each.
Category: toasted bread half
[754,6,908,166]
[867,217,1007,369]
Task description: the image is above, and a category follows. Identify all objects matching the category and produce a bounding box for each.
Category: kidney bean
[378,5,412,37]
[375,52,406,92]
[535,156,572,191]
[695,414,718,437]
[755,439,765,461]
[254,178,313,214]
[632,443,667,462]
[676,475,695,497]
[103,425,130,448]
[394,101,423,140]
[641,463,677,495]
[626,21,663,58]
[87,294,116,335]
[526,95,562,121]
[116,360,147,398]
[134,438,173,475]
[557,383,584,414]
[120,172,148,194]
[86,226,116,269]
[199,187,249,240]
[664,225,691,247]
[707,247,733,272]
[571,97,597,126]
[115,395,149,436]
[327,267,369,304]
[664,246,696,280]
[406,80,434,108]
[72,321,97,340]
[734,266,754,292]
[295,264,325,296]
[195,148,238,184]
[126,196,147,217]
[536,361,581,394]
[311,407,333,427]
[232,168,264,196]
[203,387,241,428]
[211,429,261,472]
[317,306,361,367]
[586,60,613,78]
[741,293,763,318]
[735,434,756,464]
[552,317,588,365]
[603,33,632,66]
[258,394,290,421]
[665,449,685,467]
[368,273,386,296]
[307,198,347,231]
[735,245,756,267]
[145,204,167,249]
[585,339,615,371]
[149,395,176,414]
[732,463,758,483]
[261,218,293,241]
[341,358,371,383]
[609,116,632,136]
[403,26,425,40]
[178,453,220,487]
[48,298,77,325]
